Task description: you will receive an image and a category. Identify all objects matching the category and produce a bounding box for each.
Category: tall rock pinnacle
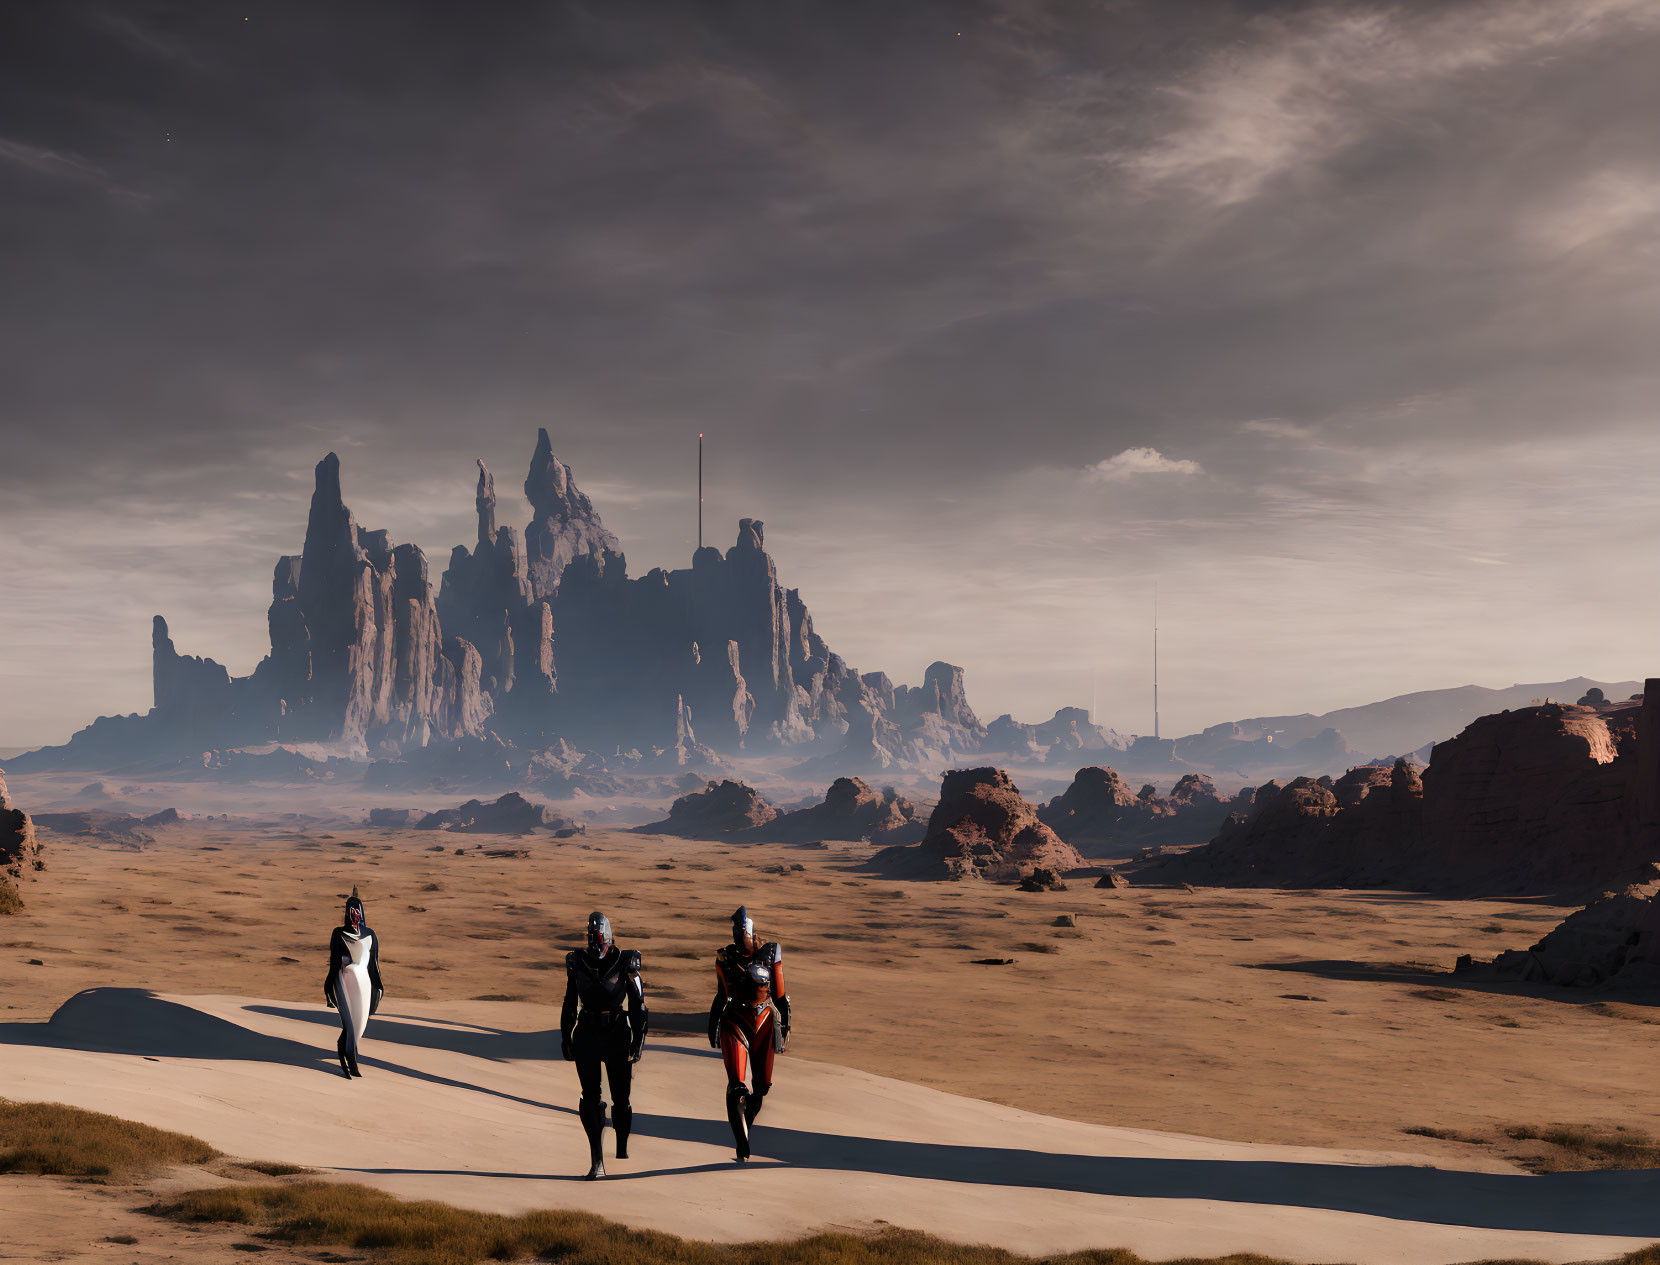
[475,459,497,549]
[523,427,622,600]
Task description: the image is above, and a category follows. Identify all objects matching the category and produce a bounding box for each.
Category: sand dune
[3,987,1654,1265]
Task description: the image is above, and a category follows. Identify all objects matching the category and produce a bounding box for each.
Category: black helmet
[345,886,366,935]
[586,911,613,960]
[731,905,754,950]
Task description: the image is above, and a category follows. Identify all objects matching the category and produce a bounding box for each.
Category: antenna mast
[1153,582,1160,741]
[698,433,704,551]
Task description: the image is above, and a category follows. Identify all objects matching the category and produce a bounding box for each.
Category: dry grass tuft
[0,1099,217,1180]
[1504,1124,1660,1173]
[236,1159,314,1176]
[150,1181,1309,1265]
[1402,1126,1489,1145]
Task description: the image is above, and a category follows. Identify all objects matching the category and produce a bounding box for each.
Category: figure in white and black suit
[323,887,383,1078]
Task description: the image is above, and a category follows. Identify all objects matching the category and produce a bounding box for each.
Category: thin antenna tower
[697,433,704,550]
[1153,582,1160,741]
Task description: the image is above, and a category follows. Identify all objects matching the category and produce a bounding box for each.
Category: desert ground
[5,770,1660,1264]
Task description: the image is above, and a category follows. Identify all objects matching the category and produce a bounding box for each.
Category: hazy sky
[3,0,1659,748]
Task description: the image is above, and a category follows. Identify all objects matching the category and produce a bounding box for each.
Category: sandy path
[3,988,1655,1265]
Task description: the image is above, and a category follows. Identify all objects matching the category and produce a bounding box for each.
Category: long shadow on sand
[0,988,331,1067]
[1250,959,1660,1007]
[0,989,569,1115]
[249,1004,557,1061]
[341,1109,1660,1238]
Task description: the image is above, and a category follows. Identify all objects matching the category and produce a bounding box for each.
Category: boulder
[870,767,1084,881]
[367,807,417,828]
[636,780,779,838]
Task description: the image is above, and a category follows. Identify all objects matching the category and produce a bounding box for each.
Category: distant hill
[1105,676,1644,780]
[1227,677,1644,763]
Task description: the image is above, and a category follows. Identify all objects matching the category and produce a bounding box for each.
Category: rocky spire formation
[523,427,621,601]
[23,433,989,772]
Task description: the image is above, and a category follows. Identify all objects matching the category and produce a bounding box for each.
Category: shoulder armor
[565,950,581,972]
[622,948,642,973]
[715,944,734,966]
[763,941,782,965]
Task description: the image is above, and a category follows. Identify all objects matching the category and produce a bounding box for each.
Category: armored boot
[337,1032,351,1079]
[579,1096,607,1180]
[726,1083,750,1162]
[612,1102,632,1161]
[744,1085,767,1127]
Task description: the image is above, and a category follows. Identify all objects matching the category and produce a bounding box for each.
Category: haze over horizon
[3,1,1659,749]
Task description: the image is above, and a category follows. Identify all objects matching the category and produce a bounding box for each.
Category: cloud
[1121,0,1660,207]
[1085,447,1202,483]
[0,135,145,201]
[1239,419,1320,443]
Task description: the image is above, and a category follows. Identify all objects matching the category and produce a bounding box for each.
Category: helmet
[586,911,613,960]
[731,905,754,951]
[345,887,366,935]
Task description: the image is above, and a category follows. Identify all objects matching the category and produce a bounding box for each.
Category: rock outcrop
[1154,689,1659,896]
[736,776,924,845]
[416,792,572,835]
[32,810,153,844]
[1477,870,1660,989]
[870,767,1084,881]
[1,771,41,906]
[636,780,779,837]
[1412,701,1642,895]
[1037,766,1236,855]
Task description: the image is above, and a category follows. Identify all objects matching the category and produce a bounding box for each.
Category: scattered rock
[32,811,153,845]
[1018,868,1068,892]
[1095,871,1130,889]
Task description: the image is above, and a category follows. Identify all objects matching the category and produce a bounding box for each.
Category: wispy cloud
[1121,0,1660,207]
[0,136,145,201]
[1086,447,1202,483]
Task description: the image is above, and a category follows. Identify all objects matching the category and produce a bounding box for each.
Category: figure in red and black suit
[708,905,791,1161]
